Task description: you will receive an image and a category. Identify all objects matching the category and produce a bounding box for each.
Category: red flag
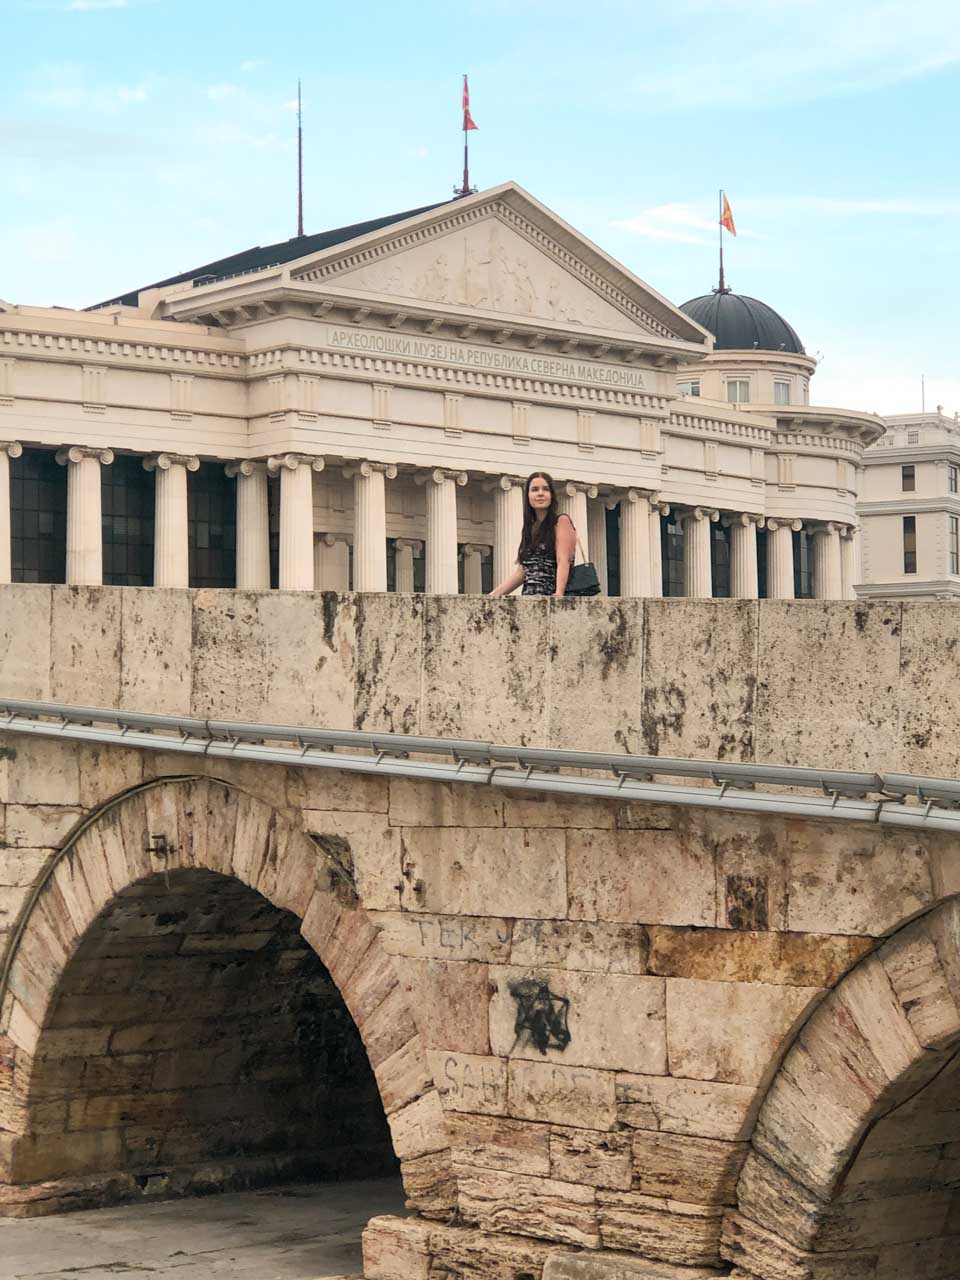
[720,193,737,236]
[462,75,478,131]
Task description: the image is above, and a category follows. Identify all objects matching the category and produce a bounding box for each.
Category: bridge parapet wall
[2,585,959,774]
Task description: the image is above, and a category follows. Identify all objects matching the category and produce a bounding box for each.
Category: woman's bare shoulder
[556,512,575,528]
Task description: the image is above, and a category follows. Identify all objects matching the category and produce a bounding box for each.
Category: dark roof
[679,290,805,354]
[92,200,452,309]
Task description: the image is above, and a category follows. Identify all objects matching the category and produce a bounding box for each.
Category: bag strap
[575,536,588,565]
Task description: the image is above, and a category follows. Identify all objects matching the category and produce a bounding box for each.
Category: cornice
[857,580,960,599]
[858,497,960,516]
[0,324,244,373]
[864,444,960,466]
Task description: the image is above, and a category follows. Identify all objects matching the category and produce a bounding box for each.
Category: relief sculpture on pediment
[327,215,643,332]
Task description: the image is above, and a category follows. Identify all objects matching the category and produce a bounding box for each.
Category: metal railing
[2,697,960,833]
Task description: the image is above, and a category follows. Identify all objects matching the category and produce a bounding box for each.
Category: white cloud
[239,59,263,73]
[741,195,960,218]
[612,202,761,244]
[207,83,239,103]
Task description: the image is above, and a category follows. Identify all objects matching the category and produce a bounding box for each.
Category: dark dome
[680,291,805,354]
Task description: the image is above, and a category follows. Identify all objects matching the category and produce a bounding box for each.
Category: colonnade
[0,441,858,598]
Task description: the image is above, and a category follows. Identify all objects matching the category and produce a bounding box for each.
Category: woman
[489,471,577,598]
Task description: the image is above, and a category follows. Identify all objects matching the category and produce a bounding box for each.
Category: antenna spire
[297,79,304,238]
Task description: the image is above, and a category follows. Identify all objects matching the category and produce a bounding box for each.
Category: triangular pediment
[286,184,709,347]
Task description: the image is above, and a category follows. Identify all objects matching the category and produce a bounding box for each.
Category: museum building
[0,182,883,599]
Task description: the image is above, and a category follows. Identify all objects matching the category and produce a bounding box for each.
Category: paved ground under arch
[0,1178,405,1279]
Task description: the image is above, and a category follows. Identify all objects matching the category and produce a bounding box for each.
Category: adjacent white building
[859,409,960,599]
[0,182,884,599]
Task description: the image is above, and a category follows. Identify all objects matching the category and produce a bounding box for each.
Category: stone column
[766,517,801,600]
[813,522,843,600]
[729,513,760,599]
[313,533,351,591]
[492,476,524,590]
[683,507,717,598]
[587,498,608,593]
[0,441,23,585]
[144,452,200,588]
[840,526,859,600]
[347,460,397,593]
[56,446,113,586]
[394,538,422,593]
[422,468,467,595]
[648,499,667,599]
[618,488,653,598]
[461,543,489,595]
[226,461,270,590]
[267,453,325,591]
[557,481,597,557]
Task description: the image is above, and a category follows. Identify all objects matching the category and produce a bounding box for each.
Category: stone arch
[0,775,453,1217]
[724,895,960,1278]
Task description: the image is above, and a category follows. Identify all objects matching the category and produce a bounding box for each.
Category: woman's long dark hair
[518,471,560,561]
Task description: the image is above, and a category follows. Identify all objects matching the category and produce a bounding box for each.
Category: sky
[2,0,958,416]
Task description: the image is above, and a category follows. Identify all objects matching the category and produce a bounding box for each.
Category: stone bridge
[2,586,960,1280]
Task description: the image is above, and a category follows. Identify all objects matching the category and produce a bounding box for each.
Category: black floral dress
[519,521,576,596]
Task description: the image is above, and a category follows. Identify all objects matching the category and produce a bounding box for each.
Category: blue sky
[3,0,958,415]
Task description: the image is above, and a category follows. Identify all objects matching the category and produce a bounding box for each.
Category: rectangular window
[676,380,701,397]
[903,516,917,574]
[726,379,750,404]
[951,517,959,575]
[949,465,958,494]
[774,380,791,405]
[757,528,769,598]
[710,523,731,598]
[102,454,155,586]
[10,448,66,583]
[660,514,685,596]
[188,462,236,588]
[387,538,425,592]
[907,430,920,444]
[605,504,620,596]
[901,464,916,492]
[792,528,814,599]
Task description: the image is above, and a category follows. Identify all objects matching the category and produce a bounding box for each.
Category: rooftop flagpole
[297,80,304,238]
[455,74,478,197]
[718,189,725,292]
[718,191,736,293]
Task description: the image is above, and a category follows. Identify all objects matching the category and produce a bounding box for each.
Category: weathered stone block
[642,600,757,761]
[447,1111,551,1175]
[302,809,402,912]
[353,592,424,734]
[597,1189,724,1267]
[631,1130,747,1205]
[457,1164,600,1248]
[373,910,514,964]
[50,586,121,706]
[666,978,822,1086]
[398,826,567,919]
[77,744,145,808]
[390,776,503,827]
[400,1147,458,1217]
[721,1211,877,1280]
[288,763,389,813]
[616,1073,761,1141]
[362,1214,432,1280]
[120,588,192,715]
[508,1059,617,1130]
[4,805,82,849]
[878,925,960,1050]
[510,919,648,975]
[756,600,902,771]
[489,966,666,1075]
[387,1089,448,1161]
[1,737,79,806]
[429,1050,508,1115]
[0,585,52,701]
[395,956,491,1055]
[374,1034,434,1115]
[550,1125,632,1189]
[647,926,872,989]
[503,793,616,829]
[544,1251,726,1280]
[567,829,716,927]
[429,1221,557,1280]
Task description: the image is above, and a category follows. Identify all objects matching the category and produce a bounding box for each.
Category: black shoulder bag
[565,535,601,596]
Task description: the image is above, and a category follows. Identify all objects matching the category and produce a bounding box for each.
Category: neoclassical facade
[0,183,883,599]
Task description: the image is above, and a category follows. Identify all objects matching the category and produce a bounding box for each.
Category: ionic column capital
[723,511,764,528]
[319,531,351,547]
[461,543,491,558]
[561,480,599,499]
[0,441,22,459]
[343,460,398,480]
[839,523,858,541]
[144,452,200,473]
[225,459,268,478]
[687,506,720,523]
[56,445,114,466]
[766,517,803,533]
[395,537,423,553]
[606,487,664,512]
[810,521,841,538]
[267,452,325,475]
[416,467,468,487]
[484,473,524,493]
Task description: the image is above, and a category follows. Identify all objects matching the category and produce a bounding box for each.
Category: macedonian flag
[720,192,736,236]
[463,75,478,131]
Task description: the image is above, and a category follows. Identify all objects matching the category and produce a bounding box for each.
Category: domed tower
[675,288,816,407]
